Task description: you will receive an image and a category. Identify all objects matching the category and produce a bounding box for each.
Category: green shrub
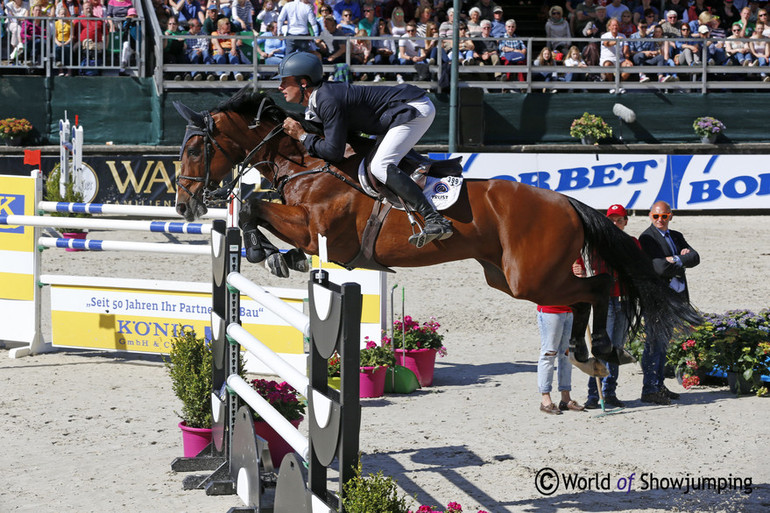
[342,461,411,513]
[164,329,213,429]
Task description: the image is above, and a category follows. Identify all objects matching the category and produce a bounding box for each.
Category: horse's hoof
[616,347,637,365]
[591,334,613,359]
[266,253,290,278]
[245,247,267,264]
[570,338,590,363]
[284,248,309,272]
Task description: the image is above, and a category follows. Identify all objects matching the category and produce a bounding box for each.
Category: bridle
[174,98,367,207]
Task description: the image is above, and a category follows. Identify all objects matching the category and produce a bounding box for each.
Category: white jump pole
[226,375,311,462]
[226,324,309,398]
[38,201,228,219]
[1,214,212,234]
[38,237,211,255]
[227,272,310,337]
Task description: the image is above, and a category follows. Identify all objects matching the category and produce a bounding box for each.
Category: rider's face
[279,76,304,104]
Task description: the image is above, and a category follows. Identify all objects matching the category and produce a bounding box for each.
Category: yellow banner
[0,174,35,253]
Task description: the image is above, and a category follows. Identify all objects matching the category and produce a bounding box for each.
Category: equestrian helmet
[277,52,324,86]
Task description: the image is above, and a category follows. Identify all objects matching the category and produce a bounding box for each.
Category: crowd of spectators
[4,0,770,88]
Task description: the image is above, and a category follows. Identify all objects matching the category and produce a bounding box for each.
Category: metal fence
[0,14,145,77]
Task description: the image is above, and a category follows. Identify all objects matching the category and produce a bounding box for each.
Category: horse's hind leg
[567,275,613,363]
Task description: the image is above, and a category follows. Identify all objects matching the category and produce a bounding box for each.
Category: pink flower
[366,340,377,349]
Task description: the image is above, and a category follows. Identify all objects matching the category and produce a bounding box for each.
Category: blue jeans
[587,296,626,400]
[537,311,573,394]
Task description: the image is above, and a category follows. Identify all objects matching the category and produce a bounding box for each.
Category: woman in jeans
[537,304,585,415]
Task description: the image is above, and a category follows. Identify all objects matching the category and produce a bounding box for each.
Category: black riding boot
[384,164,453,247]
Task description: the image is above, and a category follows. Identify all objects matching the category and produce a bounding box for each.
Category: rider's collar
[305,88,320,123]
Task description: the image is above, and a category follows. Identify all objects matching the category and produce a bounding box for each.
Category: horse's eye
[187,146,201,158]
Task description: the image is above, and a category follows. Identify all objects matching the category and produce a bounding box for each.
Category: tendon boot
[384,164,453,248]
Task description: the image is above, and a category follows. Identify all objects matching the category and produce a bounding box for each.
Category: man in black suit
[638,200,700,405]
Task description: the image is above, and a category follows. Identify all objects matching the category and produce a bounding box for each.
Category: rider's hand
[283,118,305,141]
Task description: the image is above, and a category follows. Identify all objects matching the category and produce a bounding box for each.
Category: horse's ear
[173,101,205,127]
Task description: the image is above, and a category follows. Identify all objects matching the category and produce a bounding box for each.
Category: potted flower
[249,378,306,466]
[693,116,726,144]
[0,117,33,145]
[569,112,613,145]
[45,166,92,248]
[359,338,396,398]
[387,316,447,387]
[164,329,214,457]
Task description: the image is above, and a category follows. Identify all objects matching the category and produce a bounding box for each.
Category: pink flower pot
[254,417,303,467]
[62,231,87,252]
[178,421,213,458]
[394,348,438,387]
[359,366,388,398]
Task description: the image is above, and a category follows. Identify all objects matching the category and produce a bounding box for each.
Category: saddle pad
[424,175,463,211]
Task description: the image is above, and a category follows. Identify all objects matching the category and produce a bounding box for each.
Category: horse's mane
[213,87,323,136]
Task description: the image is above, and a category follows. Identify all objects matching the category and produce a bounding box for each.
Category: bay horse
[174,88,699,364]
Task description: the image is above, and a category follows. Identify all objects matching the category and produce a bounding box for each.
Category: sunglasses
[652,213,671,220]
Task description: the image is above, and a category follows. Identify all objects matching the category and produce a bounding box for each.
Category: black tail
[567,197,702,345]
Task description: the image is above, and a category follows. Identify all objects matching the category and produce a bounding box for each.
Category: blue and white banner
[430,153,770,210]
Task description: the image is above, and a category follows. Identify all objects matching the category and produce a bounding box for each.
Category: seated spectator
[203,4,225,34]
[389,6,406,37]
[633,0,660,26]
[736,6,754,37]
[89,0,105,18]
[499,18,526,65]
[37,0,55,17]
[605,0,630,22]
[629,19,665,82]
[370,16,398,81]
[593,5,609,34]
[256,21,285,63]
[659,10,682,38]
[619,11,636,36]
[6,0,30,62]
[316,14,348,63]
[338,8,356,32]
[54,5,74,75]
[699,24,727,65]
[232,0,254,32]
[748,21,769,79]
[358,4,378,35]
[20,4,47,64]
[211,17,250,80]
[351,27,372,64]
[600,17,632,91]
[416,5,433,36]
[333,0,361,24]
[491,6,506,37]
[473,19,501,79]
[574,0,598,36]
[533,46,559,92]
[73,1,105,51]
[687,0,712,26]
[164,15,187,79]
[641,8,660,29]
[673,22,701,65]
[467,7,482,38]
[474,0,498,22]
[257,1,280,32]
[423,21,439,63]
[665,0,686,22]
[173,0,205,27]
[563,45,587,83]
[398,20,426,66]
[580,20,601,67]
[726,21,752,64]
[716,0,740,31]
[184,18,213,80]
[438,7,455,40]
[546,5,571,57]
[383,0,414,25]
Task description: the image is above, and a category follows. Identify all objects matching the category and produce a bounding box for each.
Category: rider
[277,51,453,247]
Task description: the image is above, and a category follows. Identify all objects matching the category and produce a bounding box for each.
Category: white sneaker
[639,74,650,83]
[373,74,383,82]
[396,74,405,84]
[235,72,244,81]
[220,73,229,81]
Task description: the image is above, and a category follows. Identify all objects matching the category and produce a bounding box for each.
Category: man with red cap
[584,204,637,409]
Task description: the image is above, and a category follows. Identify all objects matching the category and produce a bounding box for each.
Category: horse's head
[174,91,298,221]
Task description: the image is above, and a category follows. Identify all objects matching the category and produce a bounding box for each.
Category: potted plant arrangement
[387,316,447,387]
[668,309,770,395]
[693,116,726,144]
[249,378,306,466]
[164,329,214,457]
[359,337,396,398]
[0,117,33,145]
[569,112,613,145]
[45,166,91,250]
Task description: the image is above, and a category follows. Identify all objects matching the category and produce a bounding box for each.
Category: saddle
[344,150,463,273]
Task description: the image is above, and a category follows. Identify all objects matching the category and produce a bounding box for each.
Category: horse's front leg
[239,198,312,277]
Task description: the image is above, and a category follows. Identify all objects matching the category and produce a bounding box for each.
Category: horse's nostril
[176,203,186,216]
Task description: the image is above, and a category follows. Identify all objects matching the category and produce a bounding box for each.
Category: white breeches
[369,96,436,183]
